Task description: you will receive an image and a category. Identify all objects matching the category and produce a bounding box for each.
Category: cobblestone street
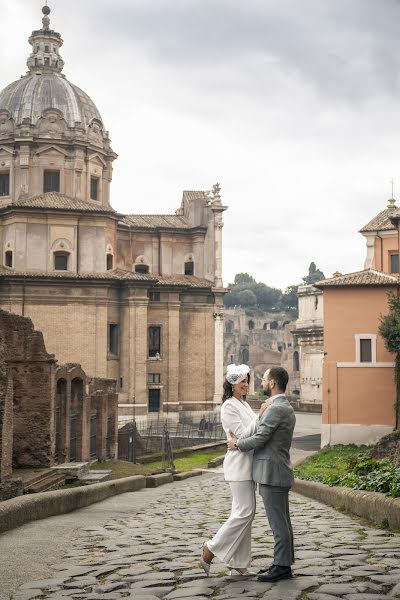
[9,470,400,600]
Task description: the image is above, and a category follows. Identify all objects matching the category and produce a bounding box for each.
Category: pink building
[316,199,400,446]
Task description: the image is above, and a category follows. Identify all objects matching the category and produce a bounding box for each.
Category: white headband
[225,363,250,385]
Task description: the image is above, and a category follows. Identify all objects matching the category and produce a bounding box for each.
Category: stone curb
[0,475,146,535]
[145,473,174,488]
[293,478,400,531]
[208,455,224,468]
[173,469,203,481]
[138,441,226,464]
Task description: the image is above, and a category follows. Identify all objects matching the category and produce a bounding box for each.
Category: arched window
[54,251,69,271]
[184,261,194,275]
[5,250,13,268]
[248,320,255,330]
[135,264,149,274]
[106,253,113,270]
[293,351,300,372]
[263,322,268,330]
[270,321,278,330]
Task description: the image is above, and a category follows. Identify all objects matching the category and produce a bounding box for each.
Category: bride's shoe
[229,567,257,577]
[200,542,211,576]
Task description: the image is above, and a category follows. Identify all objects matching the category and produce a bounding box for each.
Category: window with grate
[54,252,69,271]
[90,177,99,200]
[108,323,119,356]
[0,173,10,196]
[135,264,149,273]
[148,373,161,384]
[184,261,194,275]
[148,326,161,357]
[106,253,113,270]
[44,170,60,193]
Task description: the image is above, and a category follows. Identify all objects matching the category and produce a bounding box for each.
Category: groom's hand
[227,432,238,451]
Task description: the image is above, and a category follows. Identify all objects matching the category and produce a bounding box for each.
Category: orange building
[316,199,400,446]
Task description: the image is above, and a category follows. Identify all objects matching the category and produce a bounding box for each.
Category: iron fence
[118,412,225,462]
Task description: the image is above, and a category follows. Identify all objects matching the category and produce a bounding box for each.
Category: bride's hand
[259,398,273,417]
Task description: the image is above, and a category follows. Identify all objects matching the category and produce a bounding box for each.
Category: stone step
[51,462,90,480]
[24,472,66,494]
[79,470,112,485]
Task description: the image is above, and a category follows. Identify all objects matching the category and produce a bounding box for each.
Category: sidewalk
[2,468,399,600]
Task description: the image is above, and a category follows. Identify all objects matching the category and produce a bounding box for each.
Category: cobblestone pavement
[11,471,400,600]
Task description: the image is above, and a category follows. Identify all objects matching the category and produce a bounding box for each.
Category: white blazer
[221,397,258,481]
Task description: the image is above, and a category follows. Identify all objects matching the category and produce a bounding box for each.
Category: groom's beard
[263,387,271,397]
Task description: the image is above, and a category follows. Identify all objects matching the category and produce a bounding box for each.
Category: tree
[303,262,325,284]
[379,291,400,428]
[234,273,256,285]
[281,285,299,310]
[236,289,257,307]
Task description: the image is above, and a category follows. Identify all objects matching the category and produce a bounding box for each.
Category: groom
[227,366,296,582]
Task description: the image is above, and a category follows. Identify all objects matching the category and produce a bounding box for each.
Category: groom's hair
[268,367,288,391]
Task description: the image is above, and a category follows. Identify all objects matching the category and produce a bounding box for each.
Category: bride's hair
[222,373,250,402]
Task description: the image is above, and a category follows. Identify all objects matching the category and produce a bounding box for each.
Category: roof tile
[315,269,399,287]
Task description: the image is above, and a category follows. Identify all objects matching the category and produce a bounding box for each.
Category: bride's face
[232,377,249,398]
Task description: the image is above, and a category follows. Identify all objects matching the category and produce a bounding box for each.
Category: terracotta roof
[315,269,399,288]
[359,206,397,233]
[0,192,116,214]
[182,190,209,202]
[0,268,213,288]
[121,214,191,229]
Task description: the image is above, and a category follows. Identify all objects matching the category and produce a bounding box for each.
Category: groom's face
[261,370,273,397]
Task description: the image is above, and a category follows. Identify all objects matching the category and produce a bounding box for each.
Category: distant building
[316,198,400,446]
[294,285,323,411]
[0,6,227,424]
[224,308,299,395]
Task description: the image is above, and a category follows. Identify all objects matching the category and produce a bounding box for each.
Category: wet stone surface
[10,472,400,600]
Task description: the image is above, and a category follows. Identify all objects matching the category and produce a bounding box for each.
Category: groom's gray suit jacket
[237,396,296,487]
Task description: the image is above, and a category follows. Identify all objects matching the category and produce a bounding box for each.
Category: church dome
[0,5,104,131]
[0,74,103,129]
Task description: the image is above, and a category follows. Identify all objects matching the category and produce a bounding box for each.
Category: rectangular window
[390,253,399,274]
[184,261,194,275]
[90,176,99,200]
[5,250,13,268]
[54,253,68,270]
[149,291,160,301]
[0,172,10,196]
[148,326,161,357]
[360,338,372,363]
[108,324,119,356]
[148,373,161,384]
[44,170,60,193]
[148,389,161,412]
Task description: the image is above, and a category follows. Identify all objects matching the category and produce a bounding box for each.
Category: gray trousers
[259,484,294,567]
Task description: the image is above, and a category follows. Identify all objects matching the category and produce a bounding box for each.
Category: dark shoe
[257,564,292,582]
[258,563,274,574]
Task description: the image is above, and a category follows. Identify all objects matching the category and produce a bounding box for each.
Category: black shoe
[258,563,274,574]
[257,564,292,582]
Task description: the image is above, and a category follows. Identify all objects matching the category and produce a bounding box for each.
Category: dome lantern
[26,5,65,74]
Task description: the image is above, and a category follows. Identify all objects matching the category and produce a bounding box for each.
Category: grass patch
[295,444,400,498]
[295,445,371,481]
[91,451,224,479]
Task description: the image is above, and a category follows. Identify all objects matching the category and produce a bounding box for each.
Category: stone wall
[0,310,56,468]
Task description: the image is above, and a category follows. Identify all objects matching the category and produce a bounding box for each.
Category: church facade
[0,7,227,423]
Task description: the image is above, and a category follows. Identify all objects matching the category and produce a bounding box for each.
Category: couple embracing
[200,364,296,582]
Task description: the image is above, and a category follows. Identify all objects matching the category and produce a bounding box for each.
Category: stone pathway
[11,472,400,600]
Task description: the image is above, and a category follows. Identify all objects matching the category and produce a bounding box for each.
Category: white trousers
[207,480,256,568]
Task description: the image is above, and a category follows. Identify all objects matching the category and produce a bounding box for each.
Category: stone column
[166,294,180,415]
[213,309,224,407]
[134,291,149,416]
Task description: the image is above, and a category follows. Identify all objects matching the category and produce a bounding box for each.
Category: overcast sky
[1,0,400,289]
